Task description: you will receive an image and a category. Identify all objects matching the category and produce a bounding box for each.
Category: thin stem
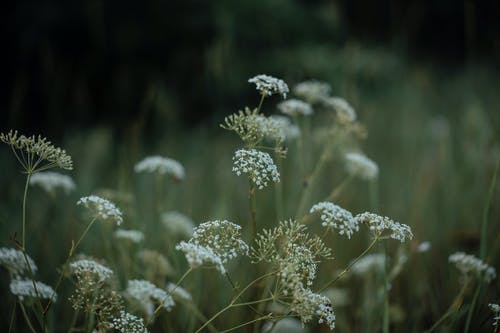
[383,240,390,333]
[232,297,274,307]
[67,309,80,333]
[219,314,274,333]
[19,302,37,333]
[8,302,16,333]
[319,237,379,292]
[183,302,218,333]
[249,180,257,243]
[463,284,481,333]
[274,152,284,221]
[256,94,266,113]
[480,160,498,260]
[22,171,32,249]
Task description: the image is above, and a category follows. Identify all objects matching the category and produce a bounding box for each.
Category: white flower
[261,318,308,333]
[277,99,313,116]
[248,74,289,98]
[232,149,280,190]
[310,202,359,239]
[0,247,37,278]
[134,155,185,180]
[126,279,175,317]
[351,254,386,275]
[417,241,431,253]
[10,279,57,302]
[489,303,500,327]
[344,152,379,180]
[70,259,113,282]
[114,229,144,243]
[293,80,331,104]
[29,171,76,194]
[449,252,496,283]
[323,97,357,122]
[166,282,192,302]
[356,212,413,242]
[268,115,301,141]
[108,310,149,333]
[290,288,335,330]
[161,211,195,238]
[77,195,123,226]
[175,243,226,273]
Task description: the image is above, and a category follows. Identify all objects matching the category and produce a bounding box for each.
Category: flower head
[0,247,37,278]
[232,149,280,189]
[70,259,114,283]
[29,171,76,194]
[449,252,496,283]
[175,243,225,273]
[269,115,301,141]
[293,80,331,104]
[489,303,500,327]
[344,152,379,180]
[114,229,145,243]
[291,288,335,330]
[161,211,195,238]
[166,283,192,302]
[310,202,359,239]
[126,279,174,317]
[10,279,57,302]
[134,156,185,180]
[324,97,357,123]
[356,212,413,242]
[1,130,73,171]
[277,99,313,116]
[108,310,149,333]
[77,195,123,226]
[248,74,289,98]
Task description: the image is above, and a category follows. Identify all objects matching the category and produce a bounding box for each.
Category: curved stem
[256,94,266,113]
[463,284,481,333]
[19,302,37,333]
[220,314,274,333]
[480,160,498,259]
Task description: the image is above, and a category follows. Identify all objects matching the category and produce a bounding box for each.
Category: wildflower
[0,130,73,171]
[161,211,195,238]
[489,303,500,327]
[449,252,496,283]
[277,99,313,116]
[323,97,357,122]
[351,254,386,275]
[10,279,57,302]
[126,279,174,317]
[108,310,149,333]
[417,241,431,253]
[344,152,379,180]
[134,156,185,180]
[248,74,289,98]
[70,259,114,282]
[175,243,226,273]
[166,282,192,302]
[232,149,280,189]
[77,195,123,226]
[310,202,359,239]
[290,288,335,330]
[29,171,76,194]
[114,229,144,243]
[293,80,331,104]
[0,247,37,278]
[356,212,413,242]
[261,318,308,333]
[269,115,301,141]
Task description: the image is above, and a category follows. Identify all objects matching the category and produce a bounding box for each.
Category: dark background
[1,0,499,135]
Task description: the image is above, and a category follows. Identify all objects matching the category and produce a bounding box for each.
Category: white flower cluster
[77,195,123,226]
[351,254,386,275]
[449,252,496,283]
[269,115,301,141]
[356,212,413,242]
[108,310,149,333]
[114,229,145,243]
[293,80,331,104]
[10,279,57,302]
[29,171,76,194]
[176,220,248,274]
[0,247,37,278]
[291,288,336,330]
[277,99,313,116]
[70,259,114,283]
[134,156,185,180]
[161,211,195,238]
[232,149,280,189]
[489,303,500,327]
[324,97,357,122]
[248,74,289,98]
[344,152,379,180]
[166,282,192,301]
[310,202,359,239]
[279,244,317,293]
[126,279,175,317]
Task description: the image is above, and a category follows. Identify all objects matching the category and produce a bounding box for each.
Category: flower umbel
[108,310,149,333]
[10,279,57,302]
[0,247,37,278]
[134,155,185,180]
[293,80,331,104]
[125,279,174,317]
[114,229,145,243]
[277,99,313,116]
[310,202,359,239]
[77,195,123,226]
[29,171,76,194]
[232,149,280,189]
[449,252,496,283]
[70,259,114,283]
[161,211,195,238]
[356,212,413,242]
[248,74,289,98]
[489,303,500,327]
[344,152,379,180]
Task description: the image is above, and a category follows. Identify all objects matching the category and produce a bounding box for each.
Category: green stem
[184,302,218,333]
[249,180,257,243]
[480,160,498,260]
[463,284,481,333]
[19,302,37,333]
[8,302,16,333]
[256,94,266,113]
[22,171,32,249]
[319,237,379,292]
[383,241,390,333]
[220,314,273,333]
[274,152,284,221]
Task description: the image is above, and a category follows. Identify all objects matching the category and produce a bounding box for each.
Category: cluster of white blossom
[134,156,185,180]
[175,243,225,273]
[277,99,313,116]
[232,149,280,189]
[0,247,37,278]
[248,74,289,98]
[126,279,174,317]
[161,211,195,238]
[323,97,357,123]
[350,254,386,275]
[10,279,57,302]
[268,115,301,141]
[489,303,500,327]
[77,195,123,226]
[291,288,336,330]
[356,212,413,242]
[114,229,145,243]
[166,282,192,302]
[29,171,76,194]
[449,252,496,283]
[344,152,379,180]
[310,202,359,239]
[293,80,331,104]
[279,244,317,293]
[70,259,114,283]
[108,310,149,333]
